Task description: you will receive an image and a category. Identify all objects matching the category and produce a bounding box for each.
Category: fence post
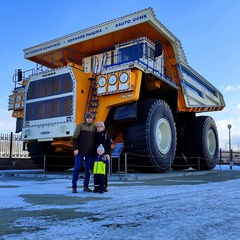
[9,132,13,159]
[43,155,46,174]
[124,153,127,176]
[219,148,222,172]
[169,156,172,173]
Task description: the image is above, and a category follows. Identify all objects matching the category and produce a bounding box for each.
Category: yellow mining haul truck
[8,8,225,172]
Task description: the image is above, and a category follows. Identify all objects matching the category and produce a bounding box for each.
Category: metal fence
[0,132,29,158]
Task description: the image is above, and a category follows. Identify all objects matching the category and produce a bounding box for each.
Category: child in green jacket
[93,144,109,193]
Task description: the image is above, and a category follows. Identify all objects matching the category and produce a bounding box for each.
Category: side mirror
[17,69,22,82]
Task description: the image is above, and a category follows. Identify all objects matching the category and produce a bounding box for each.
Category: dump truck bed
[24,8,185,63]
[23,7,225,112]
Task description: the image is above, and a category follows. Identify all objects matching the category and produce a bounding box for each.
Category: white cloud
[224,85,235,93]
[215,118,240,151]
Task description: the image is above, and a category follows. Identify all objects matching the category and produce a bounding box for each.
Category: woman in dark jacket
[94,121,112,192]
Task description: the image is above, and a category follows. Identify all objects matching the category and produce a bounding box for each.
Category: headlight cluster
[8,87,25,110]
[97,70,131,95]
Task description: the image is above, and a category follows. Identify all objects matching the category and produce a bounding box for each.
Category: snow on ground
[1,165,240,240]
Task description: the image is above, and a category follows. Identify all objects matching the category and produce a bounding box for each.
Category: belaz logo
[40,131,51,135]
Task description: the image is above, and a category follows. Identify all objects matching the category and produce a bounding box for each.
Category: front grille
[25,73,73,121]
[26,96,73,121]
[27,73,72,100]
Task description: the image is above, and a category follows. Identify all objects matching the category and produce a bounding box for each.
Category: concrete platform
[0,165,224,181]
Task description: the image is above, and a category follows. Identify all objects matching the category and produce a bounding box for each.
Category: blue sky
[0,0,239,151]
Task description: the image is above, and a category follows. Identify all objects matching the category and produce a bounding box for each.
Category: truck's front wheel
[123,99,176,172]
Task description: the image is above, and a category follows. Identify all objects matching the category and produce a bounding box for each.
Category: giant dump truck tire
[184,116,219,170]
[28,142,74,171]
[123,99,176,173]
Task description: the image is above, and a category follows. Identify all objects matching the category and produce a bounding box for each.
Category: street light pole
[227,124,232,169]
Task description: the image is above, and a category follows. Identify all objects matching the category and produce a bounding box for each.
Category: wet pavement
[1,165,240,239]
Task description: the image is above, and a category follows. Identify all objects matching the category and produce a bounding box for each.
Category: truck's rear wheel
[184,116,219,170]
[123,99,176,173]
[28,142,74,171]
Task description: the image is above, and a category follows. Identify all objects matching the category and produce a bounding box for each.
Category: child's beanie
[97,144,105,153]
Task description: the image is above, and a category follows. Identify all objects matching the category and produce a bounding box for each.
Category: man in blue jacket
[72,112,96,193]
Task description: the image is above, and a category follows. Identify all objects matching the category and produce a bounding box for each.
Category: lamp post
[227,124,233,169]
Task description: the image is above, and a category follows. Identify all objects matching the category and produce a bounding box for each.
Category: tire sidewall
[147,100,176,169]
[202,117,219,168]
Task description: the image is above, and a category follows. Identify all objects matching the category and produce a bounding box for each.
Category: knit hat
[96,121,105,129]
[85,112,93,119]
[97,144,105,153]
